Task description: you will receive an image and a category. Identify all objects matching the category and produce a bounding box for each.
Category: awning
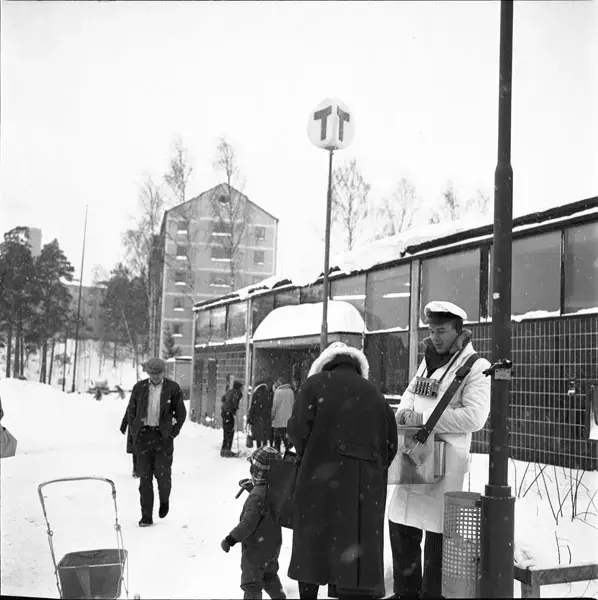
[252,300,364,348]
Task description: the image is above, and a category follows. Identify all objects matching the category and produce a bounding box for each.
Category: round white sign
[307,97,355,151]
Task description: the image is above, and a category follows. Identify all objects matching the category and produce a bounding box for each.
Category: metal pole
[320,148,334,353]
[71,205,89,393]
[480,1,515,597]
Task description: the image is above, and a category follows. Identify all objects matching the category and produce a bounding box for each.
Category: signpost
[480,1,516,597]
[307,98,355,352]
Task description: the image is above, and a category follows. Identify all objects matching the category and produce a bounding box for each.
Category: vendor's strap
[413,353,480,445]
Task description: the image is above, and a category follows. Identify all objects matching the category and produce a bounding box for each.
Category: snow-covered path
[1,378,596,598]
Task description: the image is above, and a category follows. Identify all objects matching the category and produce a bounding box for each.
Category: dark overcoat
[287,343,398,597]
[120,409,134,454]
[126,377,187,450]
[247,383,273,443]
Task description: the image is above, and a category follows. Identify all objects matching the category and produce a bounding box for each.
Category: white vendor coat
[388,341,491,533]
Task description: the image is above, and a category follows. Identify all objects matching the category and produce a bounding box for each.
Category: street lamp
[307,98,355,352]
[480,1,516,597]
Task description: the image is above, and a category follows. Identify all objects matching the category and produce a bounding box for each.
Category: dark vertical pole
[62,334,68,392]
[320,148,335,353]
[480,1,515,597]
[71,205,88,393]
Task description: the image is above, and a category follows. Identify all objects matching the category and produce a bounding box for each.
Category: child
[221,446,287,600]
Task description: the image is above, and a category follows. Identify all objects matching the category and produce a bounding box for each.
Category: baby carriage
[38,476,135,599]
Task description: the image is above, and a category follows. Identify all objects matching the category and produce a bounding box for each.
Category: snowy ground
[1,378,596,599]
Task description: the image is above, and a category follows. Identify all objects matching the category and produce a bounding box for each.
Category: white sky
[1,1,596,284]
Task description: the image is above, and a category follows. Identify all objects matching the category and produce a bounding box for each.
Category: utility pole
[480,1,516,597]
[320,148,334,352]
[71,205,89,393]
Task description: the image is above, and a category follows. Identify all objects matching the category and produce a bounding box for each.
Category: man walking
[126,357,187,527]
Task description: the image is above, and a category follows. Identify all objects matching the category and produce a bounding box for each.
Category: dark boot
[159,501,169,519]
[138,516,153,527]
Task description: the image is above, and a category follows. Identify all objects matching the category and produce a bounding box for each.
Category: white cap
[424,300,467,322]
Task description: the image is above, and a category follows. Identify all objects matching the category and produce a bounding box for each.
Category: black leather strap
[413,353,480,444]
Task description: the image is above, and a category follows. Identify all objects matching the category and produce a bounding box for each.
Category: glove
[398,410,424,427]
[221,534,237,553]
[238,478,254,493]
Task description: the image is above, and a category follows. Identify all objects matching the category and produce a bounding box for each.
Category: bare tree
[464,188,491,218]
[122,175,165,355]
[331,159,371,251]
[210,137,250,290]
[428,180,461,224]
[164,136,194,208]
[161,137,201,308]
[374,177,418,239]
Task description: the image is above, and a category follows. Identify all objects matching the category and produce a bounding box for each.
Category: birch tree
[374,177,419,239]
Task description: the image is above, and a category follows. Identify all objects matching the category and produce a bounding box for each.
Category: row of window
[175,245,267,266]
[173,271,267,290]
[176,220,267,243]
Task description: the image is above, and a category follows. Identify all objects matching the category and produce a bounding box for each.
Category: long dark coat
[247,383,273,442]
[287,343,398,597]
[120,409,134,454]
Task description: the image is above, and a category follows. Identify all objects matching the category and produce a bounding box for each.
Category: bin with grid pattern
[442,491,481,599]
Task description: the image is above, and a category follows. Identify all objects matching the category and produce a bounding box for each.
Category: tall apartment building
[152,183,278,358]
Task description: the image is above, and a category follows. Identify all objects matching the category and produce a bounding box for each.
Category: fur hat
[308,341,369,379]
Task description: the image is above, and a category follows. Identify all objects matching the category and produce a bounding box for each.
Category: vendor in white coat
[387,301,491,599]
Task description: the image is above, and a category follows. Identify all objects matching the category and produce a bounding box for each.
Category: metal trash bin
[442,491,481,599]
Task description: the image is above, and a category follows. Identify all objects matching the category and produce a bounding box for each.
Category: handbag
[265,450,299,529]
[0,425,18,459]
[388,353,480,485]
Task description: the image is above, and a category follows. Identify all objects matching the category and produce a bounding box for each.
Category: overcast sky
[1,1,596,285]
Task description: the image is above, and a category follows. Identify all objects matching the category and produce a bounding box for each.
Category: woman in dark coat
[287,342,398,599]
[120,408,138,477]
[247,381,273,448]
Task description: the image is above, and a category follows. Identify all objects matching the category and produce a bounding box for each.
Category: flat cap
[424,301,467,323]
[144,357,166,373]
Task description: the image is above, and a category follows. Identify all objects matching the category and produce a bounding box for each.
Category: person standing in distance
[387,301,491,599]
[126,357,187,527]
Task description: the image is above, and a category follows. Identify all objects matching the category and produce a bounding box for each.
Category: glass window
[172,323,182,336]
[212,222,232,237]
[563,222,598,314]
[421,250,480,322]
[255,226,266,242]
[364,332,410,396]
[273,288,300,309]
[227,302,247,339]
[175,245,187,259]
[210,272,232,288]
[177,220,189,233]
[195,310,211,344]
[254,250,265,265]
[251,294,274,333]
[173,296,185,311]
[331,274,366,318]
[490,231,561,316]
[300,283,324,304]
[211,246,230,260]
[365,265,411,331]
[210,306,227,343]
[174,271,187,286]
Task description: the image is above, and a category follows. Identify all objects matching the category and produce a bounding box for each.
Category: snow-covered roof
[193,197,598,312]
[252,300,364,342]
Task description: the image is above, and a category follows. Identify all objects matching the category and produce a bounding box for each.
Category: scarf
[422,329,472,376]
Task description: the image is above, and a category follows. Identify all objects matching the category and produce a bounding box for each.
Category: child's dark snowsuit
[229,483,285,599]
